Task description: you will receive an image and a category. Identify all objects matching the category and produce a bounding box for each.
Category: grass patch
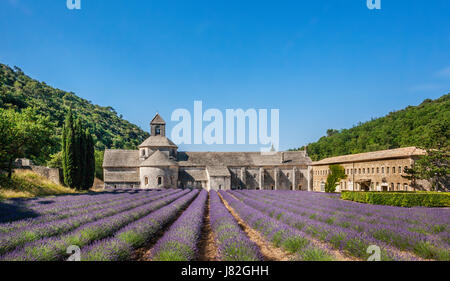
[0,170,80,199]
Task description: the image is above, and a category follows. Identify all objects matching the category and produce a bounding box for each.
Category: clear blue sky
[1,0,449,152]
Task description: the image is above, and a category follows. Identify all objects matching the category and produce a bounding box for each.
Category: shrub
[341,191,450,207]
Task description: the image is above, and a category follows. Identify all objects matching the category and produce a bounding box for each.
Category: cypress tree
[62,110,95,190]
[84,130,95,190]
[65,120,76,188]
[73,119,84,189]
[61,123,67,184]
[63,110,76,188]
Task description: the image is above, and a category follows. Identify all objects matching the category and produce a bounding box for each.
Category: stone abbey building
[103,114,311,191]
[310,147,431,192]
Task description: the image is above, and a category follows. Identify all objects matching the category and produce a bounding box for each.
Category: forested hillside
[297,94,450,161]
[0,63,149,153]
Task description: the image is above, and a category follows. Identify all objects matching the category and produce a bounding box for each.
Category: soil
[197,193,219,261]
[218,192,295,261]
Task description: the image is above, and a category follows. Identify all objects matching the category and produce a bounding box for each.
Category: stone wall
[311,157,432,192]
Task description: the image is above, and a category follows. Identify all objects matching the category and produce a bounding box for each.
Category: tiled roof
[103,150,311,168]
[312,147,426,165]
[140,150,178,167]
[177,151,311,167]
[207,166,231,177]
[139,135,178,148]
[150,114,166,125]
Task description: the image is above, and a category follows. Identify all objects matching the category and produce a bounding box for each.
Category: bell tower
[150,114,166,137]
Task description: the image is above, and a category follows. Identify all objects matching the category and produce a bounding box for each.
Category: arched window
[145,177,149,186]
[157,176,162,185]
[155,126,161,135]
[219,185,222,190]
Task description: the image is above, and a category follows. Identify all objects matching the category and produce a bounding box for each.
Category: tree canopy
[0,63,150,161]
[294,94,450,161]
[0,107,54,177]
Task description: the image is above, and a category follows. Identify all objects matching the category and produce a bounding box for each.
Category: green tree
[83,130,95,190]
[0,108,53,178]
[73,119,85,189]
[325,164,347,193]
[47,151,63,168]
[293,94,450,161]
[62,110,76,188]
[61,111,95,190]
[403,120,450,191]
[94,150,104,181]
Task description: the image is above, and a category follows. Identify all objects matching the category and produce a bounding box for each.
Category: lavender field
[0,189,448,261]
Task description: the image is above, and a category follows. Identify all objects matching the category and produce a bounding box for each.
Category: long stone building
[309,147,431,192]
[103,114,311,191]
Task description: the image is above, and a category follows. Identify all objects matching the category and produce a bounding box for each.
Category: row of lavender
[0,189,188,260]
[209,191,262,261]
[219,191,335,261]
[232,190,449,261]
[238,190,450,260]
[82,190,200,261]
[0,189,145,222]
[253,190,449,242]
[151,190,208,261]
[0,189,171,234]
[0,189,180,256]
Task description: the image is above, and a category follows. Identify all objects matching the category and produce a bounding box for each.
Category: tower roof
[139,135,178,148]
[151,114,166,125]
[140,150,178,167]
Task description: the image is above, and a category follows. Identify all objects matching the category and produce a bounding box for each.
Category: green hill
[0,63,149,157]
[297,94,450,161]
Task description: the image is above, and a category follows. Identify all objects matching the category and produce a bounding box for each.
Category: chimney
[281,152,285,163]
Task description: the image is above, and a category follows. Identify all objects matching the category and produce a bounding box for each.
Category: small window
[145,177,149,186]
[399,166,402,174]
[155,126,161,135]
[377,167,379,174]
[382,167,384,173]
[157,177,162,185]
[219,185,222,190]
[387,167,390,174]
[393,167,396,173]
[286,172,290,178]
[372,168,374,174]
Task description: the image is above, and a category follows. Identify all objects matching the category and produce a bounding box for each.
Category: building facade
[310,147,430,192]
[103,114,312,191]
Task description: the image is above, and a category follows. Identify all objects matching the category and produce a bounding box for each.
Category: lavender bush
[151,190,207,261]
[232,190,449,260]
[82,190,200,261]
[219,191,335,261]
[0,190,189,261]
[209,191,262,261]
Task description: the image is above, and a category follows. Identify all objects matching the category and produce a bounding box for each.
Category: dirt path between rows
[197,193,219,261]
[218,192,294,261]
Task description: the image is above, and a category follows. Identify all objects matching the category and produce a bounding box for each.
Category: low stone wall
[30,166,62,185]
[14,166,62,185]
